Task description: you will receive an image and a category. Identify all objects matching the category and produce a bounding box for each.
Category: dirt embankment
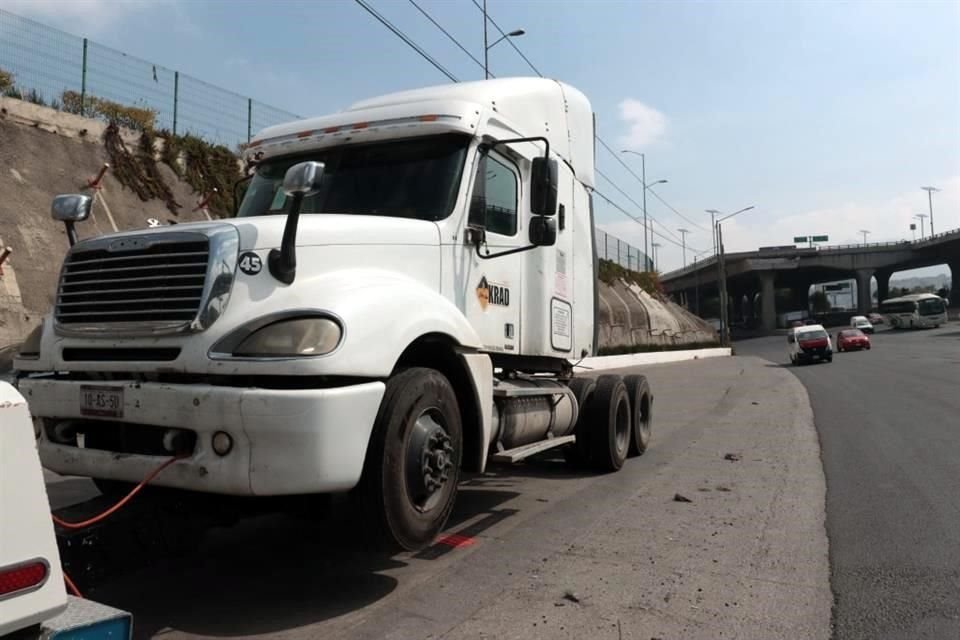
[0,97,716,356]
[0,98,210,348]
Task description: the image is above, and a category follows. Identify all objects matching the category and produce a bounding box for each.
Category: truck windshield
[237,134,469,221]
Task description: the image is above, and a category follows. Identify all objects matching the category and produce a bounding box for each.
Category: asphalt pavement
[735,323,960,640]
[45,356,830,639]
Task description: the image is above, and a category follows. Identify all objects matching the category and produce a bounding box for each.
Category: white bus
[879,293,948,329]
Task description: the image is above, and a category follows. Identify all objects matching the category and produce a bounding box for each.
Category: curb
[580,347,732,371]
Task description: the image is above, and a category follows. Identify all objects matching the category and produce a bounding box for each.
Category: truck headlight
[16,324,43,359]
[213,315,343,359]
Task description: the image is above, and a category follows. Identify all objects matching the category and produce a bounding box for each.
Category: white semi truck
[14,78,653,551]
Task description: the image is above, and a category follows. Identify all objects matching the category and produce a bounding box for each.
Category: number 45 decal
[238,252,262,275]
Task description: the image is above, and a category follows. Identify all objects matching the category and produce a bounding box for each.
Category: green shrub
[597,259,665,295]
[0,67,13,92]
[61,90,157,131]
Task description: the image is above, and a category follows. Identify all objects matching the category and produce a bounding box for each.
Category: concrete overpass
[660,227,960,330]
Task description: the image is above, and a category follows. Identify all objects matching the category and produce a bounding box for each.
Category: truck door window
[470,154,518,236]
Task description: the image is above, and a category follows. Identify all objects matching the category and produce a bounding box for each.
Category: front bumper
[19,378,385,496]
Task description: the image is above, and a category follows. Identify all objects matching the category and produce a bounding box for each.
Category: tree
[937,287,949,299]
[811,290,830,313]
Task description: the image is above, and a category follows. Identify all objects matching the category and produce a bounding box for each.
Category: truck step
[490,435,575,463]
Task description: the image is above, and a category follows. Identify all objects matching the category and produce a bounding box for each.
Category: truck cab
[15,78,652,550]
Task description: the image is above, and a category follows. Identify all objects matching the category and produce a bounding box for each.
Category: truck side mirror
[529,216,557,247]
[531,157,558,217]
[51,194,93,247]
[282,161,324,199]
[269,161,325,285]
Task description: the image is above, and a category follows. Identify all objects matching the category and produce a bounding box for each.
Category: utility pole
[921,186,938,235]
[677,228,689,267]
[651,242,661,272]
[717,224,728,347]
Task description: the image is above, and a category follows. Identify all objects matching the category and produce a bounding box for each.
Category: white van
[787,324,833,365]
[849,315,874,334]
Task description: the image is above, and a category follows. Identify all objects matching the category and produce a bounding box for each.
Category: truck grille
[56,239,210,327]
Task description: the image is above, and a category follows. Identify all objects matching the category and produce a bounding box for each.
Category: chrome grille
[56,237,209,327]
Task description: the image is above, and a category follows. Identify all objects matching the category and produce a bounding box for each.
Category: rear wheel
[357,367,461,551]
[623,374,652,456]
[587,375,631,472]
[564,377,596,468]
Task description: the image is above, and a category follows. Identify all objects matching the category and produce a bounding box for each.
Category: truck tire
[563,377,596,468]
[586,375,630,472]
[357,367,462,552]
[623,374,652,456]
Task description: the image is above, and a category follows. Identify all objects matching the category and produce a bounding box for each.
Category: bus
[879,293,948,329]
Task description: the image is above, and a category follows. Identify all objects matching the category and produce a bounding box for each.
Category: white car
[787,324,834,365]
[849,315,874,334]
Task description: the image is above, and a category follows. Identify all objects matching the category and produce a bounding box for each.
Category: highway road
[45,356,831,639]
[735,324,960,640]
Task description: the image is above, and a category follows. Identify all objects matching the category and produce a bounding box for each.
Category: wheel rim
[614,395,630,453]
[405,409,455,513]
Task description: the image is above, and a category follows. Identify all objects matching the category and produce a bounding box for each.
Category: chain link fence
[596,228,652,272]
[0,9,299,149]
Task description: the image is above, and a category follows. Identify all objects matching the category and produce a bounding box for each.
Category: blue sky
[2,0,958,273]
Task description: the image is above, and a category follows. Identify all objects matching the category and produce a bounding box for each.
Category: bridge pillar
[759,271,776,331]
[950,261,960,307]
[875,269,891,305]
[790,284,810,311]
[856,269,875,314]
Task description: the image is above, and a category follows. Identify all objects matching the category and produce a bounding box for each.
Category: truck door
[459,150,524,354]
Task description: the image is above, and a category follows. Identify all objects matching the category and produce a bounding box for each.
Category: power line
[470,0,543,77]
[595,168,683,244]
[646,187,707,231]
[407,0,489,75]
[595,136,707,232]
[354,0,459,83]
[593,188,703,254]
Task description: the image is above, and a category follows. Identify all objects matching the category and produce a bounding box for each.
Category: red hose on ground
[52,456,181,530]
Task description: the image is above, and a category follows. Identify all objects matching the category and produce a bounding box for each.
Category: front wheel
[357,367,462,551]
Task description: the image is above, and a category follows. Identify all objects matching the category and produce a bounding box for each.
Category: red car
[836,329,871,352]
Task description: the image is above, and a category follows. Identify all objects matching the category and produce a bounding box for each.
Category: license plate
[80,385,124,418]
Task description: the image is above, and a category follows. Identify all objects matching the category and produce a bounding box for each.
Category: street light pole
[482,0,488,79]
[859,229,870,245]
[620,150,667,271]
[678,228,689,266]
[712,206,756,347]
[914,213,928,238]
[482,3,524,80]
[921,186,939,235]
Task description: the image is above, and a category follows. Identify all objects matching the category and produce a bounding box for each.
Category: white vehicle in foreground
[14,78,654,551]
[0,383,131,638]
[787,324,834,365]
[880,293,948,329]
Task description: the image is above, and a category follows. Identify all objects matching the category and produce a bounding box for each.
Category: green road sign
[812,235,829,242]
[793,236,808,243]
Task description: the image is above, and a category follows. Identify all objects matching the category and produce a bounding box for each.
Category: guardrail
[661,226,960,281]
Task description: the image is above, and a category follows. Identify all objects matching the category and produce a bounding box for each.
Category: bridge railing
[660,226,959,281]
